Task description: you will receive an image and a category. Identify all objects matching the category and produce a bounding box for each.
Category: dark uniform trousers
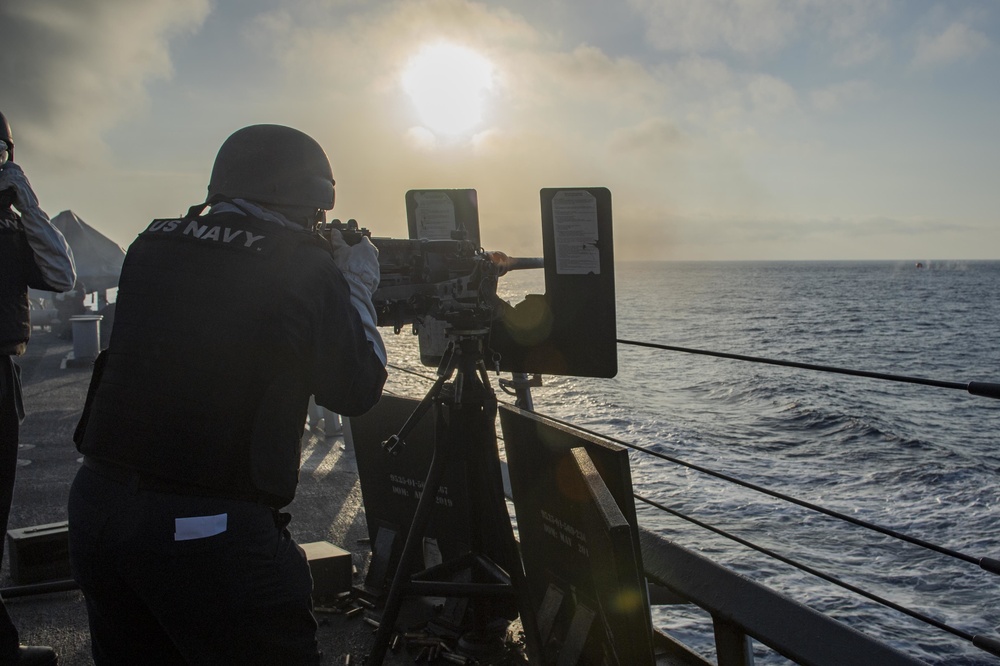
[0,357,24,663]
[67,463,322,665]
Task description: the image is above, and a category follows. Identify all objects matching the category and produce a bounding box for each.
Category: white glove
[328,230,380,295]
[328,230,386,365]
[0,162,76,292]
[0,161,41,211]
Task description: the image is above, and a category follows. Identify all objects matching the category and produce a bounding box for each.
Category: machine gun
[317,215,544,373]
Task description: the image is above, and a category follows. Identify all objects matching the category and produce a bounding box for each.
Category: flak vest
[76,211,330,507]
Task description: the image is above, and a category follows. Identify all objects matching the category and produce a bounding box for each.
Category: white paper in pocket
[174,513,228,541]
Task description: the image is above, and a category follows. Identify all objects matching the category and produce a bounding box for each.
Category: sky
[1,0,998,261]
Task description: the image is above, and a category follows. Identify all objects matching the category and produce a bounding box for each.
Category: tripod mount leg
[367,335,540,664]
[381,344,457,455]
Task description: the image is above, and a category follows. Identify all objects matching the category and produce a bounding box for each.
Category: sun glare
[402,42,495,138]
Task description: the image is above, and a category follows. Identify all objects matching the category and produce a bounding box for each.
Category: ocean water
[380,260,1000,665]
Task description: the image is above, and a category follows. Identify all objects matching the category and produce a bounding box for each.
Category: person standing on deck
[0,111,76,666]
[68,124,386,665]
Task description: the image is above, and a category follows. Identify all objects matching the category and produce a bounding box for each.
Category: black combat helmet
[207,124,335,211]
[0,111,13,160]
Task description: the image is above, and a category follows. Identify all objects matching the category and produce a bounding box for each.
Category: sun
[401,42,495,138]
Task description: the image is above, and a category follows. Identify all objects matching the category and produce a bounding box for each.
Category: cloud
[0,0,209,166]
[626,0,899,74]
[609,118,684,154]
[627,0,802,56]
[814,0,891,67]
[819,0,891,40]
[831,32,889,67]
[912,21,991,69]
[809,80,873,112]
[669,55,736,89]
[520,44,664,121]
[747,74,798,116]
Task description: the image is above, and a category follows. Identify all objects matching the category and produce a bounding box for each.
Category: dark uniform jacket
[0,204,56,356]
[76,210,386,507]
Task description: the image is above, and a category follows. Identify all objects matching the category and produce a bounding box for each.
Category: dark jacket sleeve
[286,244,386,416]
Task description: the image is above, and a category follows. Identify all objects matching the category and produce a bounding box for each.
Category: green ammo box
[6,521,72,584]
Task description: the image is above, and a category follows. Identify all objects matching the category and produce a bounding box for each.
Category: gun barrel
[484,252,543,274]
[504,257,544,271]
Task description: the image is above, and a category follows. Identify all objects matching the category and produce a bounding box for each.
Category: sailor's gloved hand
[328,229,380,296]
[0,162,41,211]
[327,229,387,365]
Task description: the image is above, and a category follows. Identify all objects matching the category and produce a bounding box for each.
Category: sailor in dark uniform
[68,124,387,665]
[0,111,76,666]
